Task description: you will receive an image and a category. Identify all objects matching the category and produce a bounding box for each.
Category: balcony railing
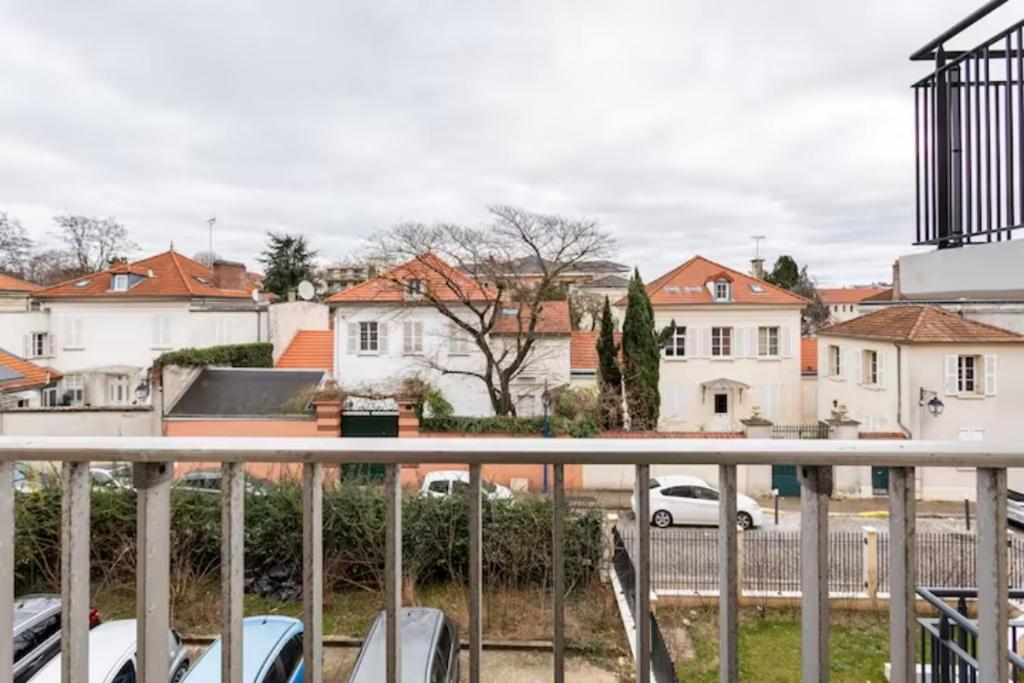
[1,436,1023,682]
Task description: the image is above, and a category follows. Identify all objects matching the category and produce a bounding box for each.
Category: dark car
[174,470,271,496]
[12,594,100,683]
[347,608,459,683]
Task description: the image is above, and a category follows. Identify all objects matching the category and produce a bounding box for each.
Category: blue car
[182,616,303,683]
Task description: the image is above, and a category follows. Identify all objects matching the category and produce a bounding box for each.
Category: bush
[154,343,273,369]
[13,482,604,595]
[420,415,571,435]
[552,386,599,421]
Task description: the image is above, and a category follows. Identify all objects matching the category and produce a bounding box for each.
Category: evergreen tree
[621,269,660,431]
[258,232,318,299]
[596,296,623,430]
[764,255,800,289]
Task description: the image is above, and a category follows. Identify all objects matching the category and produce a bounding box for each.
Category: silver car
[348,608,459,683]
[13,595,63,683]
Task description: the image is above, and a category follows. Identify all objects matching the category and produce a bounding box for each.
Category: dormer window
[714,280,731,301]
[111,274,129,292]
[406,279,425,297]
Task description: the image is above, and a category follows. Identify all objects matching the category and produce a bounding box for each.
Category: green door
[872,467,889,495]
[340,411,398,481]
[772,465,800,497]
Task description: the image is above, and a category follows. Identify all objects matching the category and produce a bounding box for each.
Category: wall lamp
[919,388,945,418]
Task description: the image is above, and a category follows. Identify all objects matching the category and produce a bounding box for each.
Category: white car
[28,619,189,683]
[420,470,513,500]
[631,474,764,530]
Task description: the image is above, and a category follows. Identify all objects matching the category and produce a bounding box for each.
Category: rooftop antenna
[751,235,766,260]
[206,217,216,265]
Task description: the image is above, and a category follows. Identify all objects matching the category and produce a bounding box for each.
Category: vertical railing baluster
[888,467,916,682]
[0,461,13,683]
[718,464,739,683]
[136,462,172,683]
[635,464,651,683]
[302,463,324,683]
[552,463,565,683]
[61,462,90,683]
[799,465,829,682]
[977,467,1008,683]
[385,463,402,683]
[221,462,245,683]
[468,464,482,683]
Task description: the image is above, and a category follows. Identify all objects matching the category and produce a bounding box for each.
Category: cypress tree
[621,269,660,431]
[596,296,623,430]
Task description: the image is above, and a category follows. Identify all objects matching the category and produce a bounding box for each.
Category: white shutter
[877,351,887,389]
[699,327,710,358]
[23,334,30,358]
[45,333,54,357]
[747,328,759,358]
[378,322,388,354]
[854,349,862,384]
[984,354,998,396]
[780,327,793,358]
[402,321,412,354]
[347,323,358,354]
[838,347,847,380]
[944,355,959,395]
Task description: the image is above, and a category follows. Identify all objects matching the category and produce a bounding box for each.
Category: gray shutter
[347,323,358,354]
[984,354,998,395]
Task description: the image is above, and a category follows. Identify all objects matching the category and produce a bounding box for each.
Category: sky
[1,1,1019,286]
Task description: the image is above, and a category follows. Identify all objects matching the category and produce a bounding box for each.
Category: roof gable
[618,256,807,307]
[0,273,40,293]
[819,305,1024,343]
[327,252,492,304]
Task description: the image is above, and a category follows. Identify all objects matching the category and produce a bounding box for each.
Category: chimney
[212,260,247,290]
[891,259,901,300]
[750,258,765,280]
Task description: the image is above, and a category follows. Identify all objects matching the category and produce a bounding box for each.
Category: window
[268,634,303,683]
[665,326,686,357]
[711,327,732,357]
[359,321,379,352]
[757,326,779,357]
[42,388,59,407]
[958,427,986,441]
[660,486,694,498]
[714,393,729,414]
[108,374,130,405]
[403,321,423,354]
[428,480,449,494]
[946,354,996,396]
[449,324,471,355]
[58,376,85,406]
[828,345,842,378]
[406,279,425,297]
[111,274,129,292]
[863,350,878,385]
[64,318,83,348]
[151,316,172,348]
[693,487,720,501]
[431,622,453,683]
[714,280,730,301]
[27,332,51,358]
[958,355,979,393]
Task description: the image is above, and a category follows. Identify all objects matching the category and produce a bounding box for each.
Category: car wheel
[651,510,673,528]
[737,512,754,530]
[171,663,188,683]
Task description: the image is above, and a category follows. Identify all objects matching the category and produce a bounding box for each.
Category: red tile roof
[570,330,622,369]
[35,250,255,299]
[276,330,334,372]
[800,337,818,375]
[491,300,571,335]
[327,253,491,304]
[0,273,40,292]
[859,432,909,440]
[818,287,891,304]
[819,305,1024,343]
[617,256,807,307]
[599,431,745,439]
[0,349,61,392]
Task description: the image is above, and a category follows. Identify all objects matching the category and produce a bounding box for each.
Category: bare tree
[192,251,222,268]
[0,213,33,276]
[367,206,613,416]
[52,215,139,276]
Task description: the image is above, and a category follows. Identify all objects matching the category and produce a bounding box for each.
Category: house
[0,273,39,312]
[568,330,621,389]
[618,256,806,431]
[21,249,268,408]
[0,349,61,409]
[799,337,818,423]
[465,256,630,291]
[818,287,891,323]
[568,273,631,329]
[326,253,571,416]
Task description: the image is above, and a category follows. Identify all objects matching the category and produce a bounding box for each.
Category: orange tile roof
[491,300,571,335]
[327,253,492,304]
[0,272,40,292]
[0,349,61,392]
[599,431,745,439]
[818,287,891,304]
[276,330,334,372]
[35,250,255,299]
[819,305,1024,343]
[859,432,909,440]
[617,256,807,307]
[800,337,818,375]
[570,330,622,369]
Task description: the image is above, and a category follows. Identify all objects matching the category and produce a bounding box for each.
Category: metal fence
[770,423,830,440]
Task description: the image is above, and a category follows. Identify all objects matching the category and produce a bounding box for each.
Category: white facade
[332,304,570,416]
[653,305,803,431]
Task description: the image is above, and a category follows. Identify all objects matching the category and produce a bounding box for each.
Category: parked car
[174,470,271,496]
[27,619,188,683]
[631,474,764,530]
[12,463,58,494]
[420,470,513,500]
[13,594,101,683]
[1009,489,1024,527]
[347,608,459,683]
[182,616,303,683]
[90,468,129,490]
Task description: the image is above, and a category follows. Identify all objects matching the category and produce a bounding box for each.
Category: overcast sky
[1,1,1017,285]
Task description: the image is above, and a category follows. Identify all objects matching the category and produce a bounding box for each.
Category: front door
[772,465,800,497]
[871,467,889,496]
[711,392,731,431]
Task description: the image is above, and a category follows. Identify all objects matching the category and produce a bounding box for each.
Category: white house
[327,253,571,416]
[0,348,61,409]
[818,286,891,324]
[19,250,268,408]
[619,256,806,432]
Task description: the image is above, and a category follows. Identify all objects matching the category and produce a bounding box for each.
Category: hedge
[154,342,273,369]
[13,483,604,596]
[420,414,599,437]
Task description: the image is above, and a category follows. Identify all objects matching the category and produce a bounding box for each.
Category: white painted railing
[1,436,1023,683]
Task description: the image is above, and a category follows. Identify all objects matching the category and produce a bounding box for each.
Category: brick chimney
[212,260,247,290]
[750,258,765,280]
[891,259,901,300]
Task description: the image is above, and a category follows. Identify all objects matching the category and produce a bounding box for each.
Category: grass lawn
[661,606,890,682]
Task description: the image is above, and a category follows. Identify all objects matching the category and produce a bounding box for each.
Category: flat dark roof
[167,368,325,418]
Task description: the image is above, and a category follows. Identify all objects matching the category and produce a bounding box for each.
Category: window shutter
[733,328,745,358]
[747,328,758,358]
[838,347,847,379]
[23,334,30,358]
[402,321,412,353]
[877,351,887,389]
[780,327,793,358]
[46,333,54,357]
[854,349,862,384]
[347,323,358,354]
[378,322,388,353]
[944,355,958,395]
[984,354,998,396]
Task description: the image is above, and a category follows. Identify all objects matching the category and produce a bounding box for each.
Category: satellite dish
[297,280,315,301]
[251,289,260,303]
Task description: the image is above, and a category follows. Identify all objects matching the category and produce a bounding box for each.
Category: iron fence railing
[770,423,830,440]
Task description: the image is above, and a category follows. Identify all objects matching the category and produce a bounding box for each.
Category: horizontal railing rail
[2,436,1023,683]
